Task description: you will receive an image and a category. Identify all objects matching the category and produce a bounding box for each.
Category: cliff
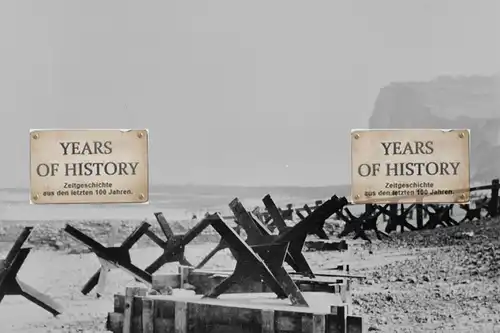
[369,75,500,182]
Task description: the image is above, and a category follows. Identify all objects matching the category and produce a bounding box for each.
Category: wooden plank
[152,273,181,292]
[328,305,346,333]
[490,178,499,217]
[132,295,144,333]
[106,312,124,333]
[179,265,190,285]
[142,298,155,333]
[187,301,261,328]
[261,309,275,333]
[114,294,125,313]
[312,314,326,333]
[175,301,188,333]
[346,316,364,333]
[122,287,147,333]
[274,311,303,332]
[187,270,269,294]
[110,291,365,333]
[191,268,364,281]
[154,299,175,332]
[302,314,326,333]
[339,281,352,314]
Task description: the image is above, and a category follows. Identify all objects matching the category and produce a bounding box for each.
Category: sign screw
[354,194,360,200]
[353,133,360,140]
[32,133,39,140]
[138,193,145,200]
[137,131,144,139]
[32,194,39,201]
[459,132,465,138]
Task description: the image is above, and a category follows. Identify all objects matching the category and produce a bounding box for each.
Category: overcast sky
[1,0,498,188]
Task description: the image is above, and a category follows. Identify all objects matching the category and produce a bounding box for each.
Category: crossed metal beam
[0,227,63,316]
[143,212,193,273]
[272,195,348,249]
[197,194,344,273]
[203,213,309,306]
[291,203,329,239]
[64,222,152,296]
[236,195,348,278]
[337,205,389,242]
[201,195,348,306]
[459,197,488,223]
[422,204,458,229]
[143,212,217,275]
[376,204,417,233]
[229,197,315,278]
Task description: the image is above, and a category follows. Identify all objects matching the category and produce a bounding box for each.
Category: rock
[164,286,173,295]
[368,325,381,331]
[369,75,500,181]
[422,275,430,282]
[479,265,490,273]
[183,283,196,290]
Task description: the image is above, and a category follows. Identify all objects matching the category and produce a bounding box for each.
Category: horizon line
[0,183,350,192]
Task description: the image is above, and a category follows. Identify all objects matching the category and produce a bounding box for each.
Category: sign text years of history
[30,129,149,204]
[350,129,470,204]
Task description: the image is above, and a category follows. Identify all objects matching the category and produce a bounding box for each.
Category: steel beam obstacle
[422,204,458,229]
[459,197,488,223]
[142,212,194,273]
[142,212,232,275]
[203,213,309,306]
[376,204,417,233]
[229,197,315,277]
[337,204,390,242]
[197,194,345,272]
[0,227,63,316]
[64,222,152,296]
[199,195,350,307]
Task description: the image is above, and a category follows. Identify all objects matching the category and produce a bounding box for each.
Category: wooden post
[122,287,147,333]
[399,204,404,233]
[490,178,499,217]
[407,205,414,220]
[346,316,364,333]
[329,305,346,333]
[364,204,374,215]
[142,298,155,333]
[174,301,188,333]
[261,309,275,333]
[387,204,397,229]
[416,204,424,229]
[302,314,326,333]
[179,265,191,286]
[315,200,323,210]
[285,203,294,220]
[340,280,352,315]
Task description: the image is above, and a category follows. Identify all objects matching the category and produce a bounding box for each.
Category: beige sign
[30,129,149,204]
[351,129,470,204]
